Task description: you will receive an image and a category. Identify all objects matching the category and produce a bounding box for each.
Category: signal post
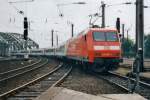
[135,0,144,72]
[101,1,105,28]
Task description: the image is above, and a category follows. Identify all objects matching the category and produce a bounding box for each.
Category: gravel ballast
[60,65,127,95]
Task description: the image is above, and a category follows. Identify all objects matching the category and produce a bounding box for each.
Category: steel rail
[51,65,72,88]
[109,71,150,88]
[0,63,72,100]
[0,63,62,98]
[0,58,48,82]
[0,58,41,75]
[96,71,150,99]
[92,72,129,92]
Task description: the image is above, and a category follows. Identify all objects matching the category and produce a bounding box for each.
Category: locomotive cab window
[106,32,118,41]
[93,32,105,41]
[93,31,118,41]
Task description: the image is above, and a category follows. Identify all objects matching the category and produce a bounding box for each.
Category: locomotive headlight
[110,46,120,50]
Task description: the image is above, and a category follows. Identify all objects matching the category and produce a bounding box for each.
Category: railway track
[0,57,39,73]
[94,71,150,99]
[0,57,49,95]
[0,58,46,82]
[0,63,72,100]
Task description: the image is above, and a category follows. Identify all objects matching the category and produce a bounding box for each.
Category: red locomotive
[56,27,122,72]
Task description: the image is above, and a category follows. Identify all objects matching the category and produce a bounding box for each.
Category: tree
[122,38,135,57]
[144,34,150,58]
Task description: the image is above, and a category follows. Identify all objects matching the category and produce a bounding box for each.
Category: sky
[0,0,150,48]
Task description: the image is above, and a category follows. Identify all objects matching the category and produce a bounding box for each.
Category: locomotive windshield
[106,32,118,41]
[93,32,118,41]
[93,32,105,41]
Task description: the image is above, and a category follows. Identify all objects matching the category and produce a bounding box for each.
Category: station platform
[34,87,146,100]
[118,58,150,80]
[114,67,150,81]
[140,72,150,79]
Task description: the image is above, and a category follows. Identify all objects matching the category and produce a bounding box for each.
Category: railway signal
[24,17,28,40]
[116,17,120,33]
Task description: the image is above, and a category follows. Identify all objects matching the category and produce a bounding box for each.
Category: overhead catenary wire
[7,0,25,16]
[106,2,134,7]
[8,0,34,4]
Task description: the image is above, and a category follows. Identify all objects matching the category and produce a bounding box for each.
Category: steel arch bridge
[0,32,39,56]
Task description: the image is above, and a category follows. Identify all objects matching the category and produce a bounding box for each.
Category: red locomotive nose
[91,30,121,59]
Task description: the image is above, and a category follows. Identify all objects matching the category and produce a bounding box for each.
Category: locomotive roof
[55,27,118,48]
[77,27,118,36]
[89,28,118,31]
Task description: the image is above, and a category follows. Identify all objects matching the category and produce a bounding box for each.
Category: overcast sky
[0,0,150,48]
